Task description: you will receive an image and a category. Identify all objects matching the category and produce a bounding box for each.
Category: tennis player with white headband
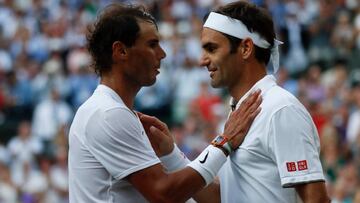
[140,1,330,203]
[203,11,283,74]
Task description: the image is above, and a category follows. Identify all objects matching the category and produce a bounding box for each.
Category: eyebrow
[148,38,159,44]
[202,42,217,50]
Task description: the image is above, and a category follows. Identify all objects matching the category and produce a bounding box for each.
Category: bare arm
[295,181,331,203]
[127,163,205,203]
[133,90,262,202]
[192,179,221,203]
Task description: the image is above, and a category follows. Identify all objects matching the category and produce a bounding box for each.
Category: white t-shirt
[68,85,160,203]
[219,75,325,203]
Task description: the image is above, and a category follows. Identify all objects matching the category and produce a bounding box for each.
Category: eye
[207,45,216,53]
[149,42,158,48]
[203,43,217,53]
[148,40,159,48]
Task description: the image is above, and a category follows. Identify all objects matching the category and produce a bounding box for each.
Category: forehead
[137,21,159,41]
[201,27,229,45]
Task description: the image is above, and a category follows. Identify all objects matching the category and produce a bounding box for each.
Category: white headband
[203,12,283,73]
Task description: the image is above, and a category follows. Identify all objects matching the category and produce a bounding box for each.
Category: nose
[158,46,166,60]
[199,54,210,67]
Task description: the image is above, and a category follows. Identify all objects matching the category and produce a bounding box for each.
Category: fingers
[150,126,162,135]
[139,114,167,132]
[225,90,263,146]
[245,93,262,116]
[231,89,261,117]
[136,111,144,117]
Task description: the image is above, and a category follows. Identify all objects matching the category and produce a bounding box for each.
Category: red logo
[286,162,296,172]
[297,160,308,171]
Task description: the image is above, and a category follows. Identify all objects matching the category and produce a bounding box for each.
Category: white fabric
[188,145,227,186]
[346,109,360,144]
[220,75,325,203]
[68,85,160,203]
[160,144,190,172]
[0,182,17,203]
[204,12,270,48]
[7,136,42,163]
[32,98,73,140]
[203,12,283,73]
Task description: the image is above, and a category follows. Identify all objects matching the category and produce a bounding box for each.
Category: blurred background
[0,0,359,202]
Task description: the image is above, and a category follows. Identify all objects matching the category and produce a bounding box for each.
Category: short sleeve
[268,105,325,187]
[85,107,160,180]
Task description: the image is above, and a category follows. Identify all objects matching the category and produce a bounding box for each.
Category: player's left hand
[223,89,262,149]
[137,112,174,157]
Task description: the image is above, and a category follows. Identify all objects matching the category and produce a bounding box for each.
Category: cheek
[139,51,157,66]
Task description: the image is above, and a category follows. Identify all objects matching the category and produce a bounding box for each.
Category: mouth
[155,66,160,74]
[208,68,217,78]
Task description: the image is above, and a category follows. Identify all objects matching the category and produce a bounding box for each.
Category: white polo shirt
[219,75,325,203]
[68,85,160,203]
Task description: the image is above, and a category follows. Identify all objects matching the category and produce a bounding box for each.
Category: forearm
[192,180,221,203]
[156,167,207,203]
[158,144,221,203]
[156,168,221,203]
[159,145,226,202]
[129,145,226,203]
[295,181,330,203]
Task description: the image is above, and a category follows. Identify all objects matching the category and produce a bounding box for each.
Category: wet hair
[206,1,275,64]
[87,4,157,76]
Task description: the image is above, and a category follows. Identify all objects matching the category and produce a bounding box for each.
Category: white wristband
[159,144,190,172]
[187,145,227,186]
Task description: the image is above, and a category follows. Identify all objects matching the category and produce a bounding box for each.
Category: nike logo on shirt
[199,151,209,164]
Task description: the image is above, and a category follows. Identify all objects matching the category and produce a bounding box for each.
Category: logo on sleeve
[297,160,308,171]
[286,162,297,172]
[199,151,209,164]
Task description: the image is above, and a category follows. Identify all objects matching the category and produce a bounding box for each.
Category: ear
[238,38,254,60]
[112,41,128,61]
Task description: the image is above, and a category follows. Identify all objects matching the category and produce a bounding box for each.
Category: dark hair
[211,1,275,64]
[87,4,157,76]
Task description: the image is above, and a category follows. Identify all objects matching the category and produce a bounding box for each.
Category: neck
[229,62,266,102]
[100,72,140,110]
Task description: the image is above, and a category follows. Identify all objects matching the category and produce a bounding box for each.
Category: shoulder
[74,89,141,141]
[262,86,314,130]
[263,86,306,115]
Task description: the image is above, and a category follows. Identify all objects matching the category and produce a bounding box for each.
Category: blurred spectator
[280,1,310,74]
[31,88,72,157]
[347,82,360,144]
[49,147,68,203]
[308,0,337,64]
[135,67,172,124]
[31,53,69,103]
[18,161,48,203]
[7,120,42,167]
[2,70,33,121]
[354,188,360,203]
[276,67,299,96]
[189,81,221,124]
[0,141,9,165]
[67,47,97,110]
[0,162,17,203]
[172,57,208,123]
[330,10,354,59]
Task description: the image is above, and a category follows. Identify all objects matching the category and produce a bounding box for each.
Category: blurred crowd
[0,0,360,202]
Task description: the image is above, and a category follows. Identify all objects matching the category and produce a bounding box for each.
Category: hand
[137,112,174,157]
[223,90,262,149]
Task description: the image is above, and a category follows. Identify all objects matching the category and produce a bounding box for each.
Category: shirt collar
[95,84,124,104]
[230,74,277,111]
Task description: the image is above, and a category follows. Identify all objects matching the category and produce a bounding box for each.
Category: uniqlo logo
[286,162,297,172]
[297,160,308,171]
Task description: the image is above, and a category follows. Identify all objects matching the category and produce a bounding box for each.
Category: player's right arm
[130,90,262,203]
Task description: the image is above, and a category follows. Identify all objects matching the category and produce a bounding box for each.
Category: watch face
[214,136,225,144]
